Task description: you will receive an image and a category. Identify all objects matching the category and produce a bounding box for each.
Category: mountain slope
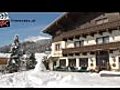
[0,39,52,53]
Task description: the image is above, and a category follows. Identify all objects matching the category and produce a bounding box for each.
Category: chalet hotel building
[43,12,120,71]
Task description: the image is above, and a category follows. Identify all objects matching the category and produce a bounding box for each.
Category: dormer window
[96,18,108,25]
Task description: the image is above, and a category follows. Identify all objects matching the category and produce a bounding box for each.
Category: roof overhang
[42,12,68,34]
[43,12,105,35]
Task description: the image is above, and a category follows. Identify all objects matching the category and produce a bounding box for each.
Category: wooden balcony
[53,19,120,42]
[62,41,120,54]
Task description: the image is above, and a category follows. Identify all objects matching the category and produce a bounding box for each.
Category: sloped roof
[42,12,67,33]
[43,12,104,35]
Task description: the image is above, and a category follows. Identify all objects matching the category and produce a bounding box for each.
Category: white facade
[64,29,120,48]
[51,41,65,57]
[50,29,120,71]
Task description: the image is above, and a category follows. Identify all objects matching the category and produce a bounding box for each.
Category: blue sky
[0,12,62,47]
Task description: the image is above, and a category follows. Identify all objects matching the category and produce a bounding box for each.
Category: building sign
[0,12,10,28]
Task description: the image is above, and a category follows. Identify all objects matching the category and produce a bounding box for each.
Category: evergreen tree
[5,35,22,73]
[4,35,37,73]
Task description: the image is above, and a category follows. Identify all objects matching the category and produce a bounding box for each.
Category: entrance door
[59,59,66,68]
[96,51,109,70]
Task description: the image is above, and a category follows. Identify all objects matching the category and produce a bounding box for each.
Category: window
[55,44,61,51]
[96,18,108,25]
[74,41,80,47]
[74,40,84,47]
[96,38,103,44]
[68,59,76,67]
[63,54,67,57]
[75,53,80,56]
[119,57,120,64]
[59,59,66,67]
[103,36,109,43]
[68,53,74,56]
[96,36,109,44]
[90,52,95,55]
[79,58,88,67]
[82,52,87,55]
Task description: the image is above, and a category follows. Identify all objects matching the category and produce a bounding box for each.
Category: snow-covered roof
[0,53,11,58]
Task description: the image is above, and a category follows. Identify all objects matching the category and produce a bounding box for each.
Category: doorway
[96,51,109,70]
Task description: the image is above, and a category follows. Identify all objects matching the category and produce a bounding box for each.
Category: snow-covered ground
[0,53,120,88]
[1,70,120,88]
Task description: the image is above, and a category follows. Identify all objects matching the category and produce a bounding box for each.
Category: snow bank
[1,70,120,88]
[1,53,120,88]
[0,53,11,58]
[99,70,120,77]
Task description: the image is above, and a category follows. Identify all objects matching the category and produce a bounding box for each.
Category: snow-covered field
[1,70,120,88]
[0,53,120,88]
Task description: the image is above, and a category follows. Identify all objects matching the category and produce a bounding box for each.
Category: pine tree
[5,35,22,73]
[4,35,37,73]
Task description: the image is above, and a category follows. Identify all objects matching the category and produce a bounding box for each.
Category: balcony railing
[53,19,120,42]
[62,41,120,54]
